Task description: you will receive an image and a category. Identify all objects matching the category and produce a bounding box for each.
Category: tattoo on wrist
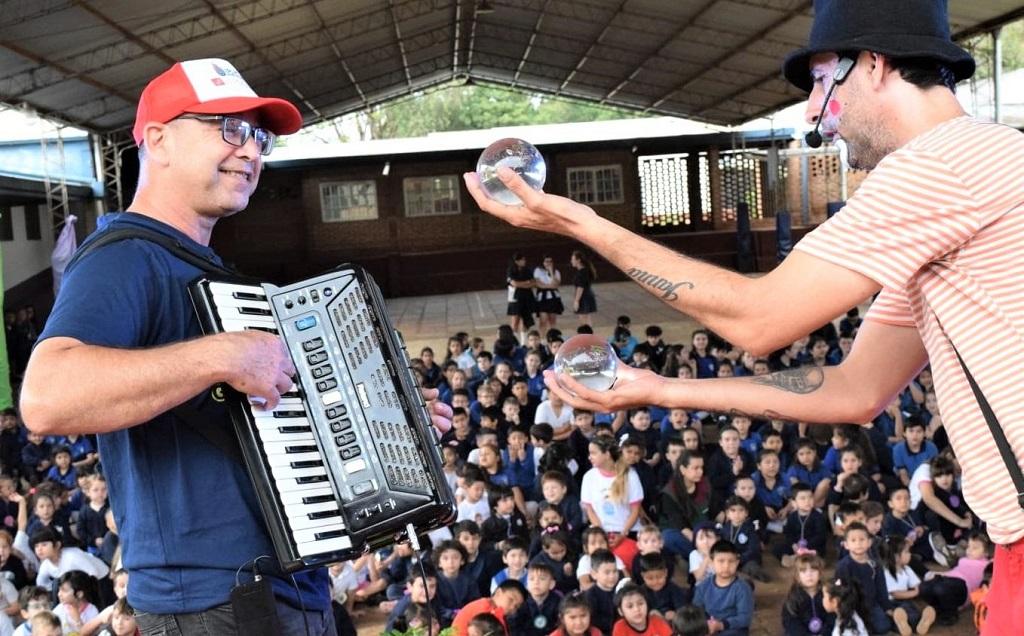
[750,366,824,394]
[626,267,694,301]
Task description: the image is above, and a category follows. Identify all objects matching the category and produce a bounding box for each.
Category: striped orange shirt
[795,116,1024,544]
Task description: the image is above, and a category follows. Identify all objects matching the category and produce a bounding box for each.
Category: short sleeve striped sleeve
[794,149,979,290]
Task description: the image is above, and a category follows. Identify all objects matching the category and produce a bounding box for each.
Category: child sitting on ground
[692,540,754,636]
[611,582,672,636]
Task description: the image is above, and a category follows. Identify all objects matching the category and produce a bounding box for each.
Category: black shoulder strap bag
[66,225,249,463]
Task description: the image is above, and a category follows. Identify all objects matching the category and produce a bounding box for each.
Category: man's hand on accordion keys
[216,330,297,410]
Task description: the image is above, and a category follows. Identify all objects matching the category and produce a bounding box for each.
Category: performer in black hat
[465,2,1024,632]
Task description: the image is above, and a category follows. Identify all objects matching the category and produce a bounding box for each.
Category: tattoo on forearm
[626,267,694,301]
[750,366,824,394]
[728,407,804,422]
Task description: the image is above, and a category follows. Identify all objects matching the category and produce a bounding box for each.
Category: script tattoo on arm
[750,366,825,394]
[625,267,695,302]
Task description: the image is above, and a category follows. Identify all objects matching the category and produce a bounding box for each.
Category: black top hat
[782,0,975,92]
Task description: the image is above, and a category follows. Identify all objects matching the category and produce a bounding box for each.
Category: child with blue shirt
[491,537,529,593]
[751,449,791,534]
[784,438,832,510]
[433,540,480,624]
[775,483,828,568]
[891,417,938,486]
[44,446,76,491]
[834,522,895,634]
[510,561,562,636]
[729,415,761,459]
[718,496,766,582]
[636,552,686,622]
[693,540,754,635]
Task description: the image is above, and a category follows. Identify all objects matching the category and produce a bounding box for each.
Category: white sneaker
[928,531,952,567]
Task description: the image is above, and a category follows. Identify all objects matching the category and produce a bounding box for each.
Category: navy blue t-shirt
[39,212,329,614]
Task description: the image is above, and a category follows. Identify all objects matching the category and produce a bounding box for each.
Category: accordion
[189,265,456,572]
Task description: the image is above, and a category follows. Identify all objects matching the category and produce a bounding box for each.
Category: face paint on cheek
[828,99,841,116]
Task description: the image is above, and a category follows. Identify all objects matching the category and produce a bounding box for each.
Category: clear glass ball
[554,334,618,392]
[475,137,546,205]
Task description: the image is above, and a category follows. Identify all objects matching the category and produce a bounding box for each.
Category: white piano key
[287,512,344,531]
[266,452,323,467]
[295,535,352,558]
[219,318,278,333]
[209,282,267,298]
[291,523,347,545]
[216,309,276,325]
[279,487,334,506]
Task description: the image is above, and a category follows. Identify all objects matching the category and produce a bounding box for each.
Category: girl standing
[570,250,597,326]
[534,255,564,336]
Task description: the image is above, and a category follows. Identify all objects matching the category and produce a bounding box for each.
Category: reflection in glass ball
[475,137,546,205]
[554,334,618,392]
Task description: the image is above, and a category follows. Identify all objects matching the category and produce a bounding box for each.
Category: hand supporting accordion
[190,265,456,572]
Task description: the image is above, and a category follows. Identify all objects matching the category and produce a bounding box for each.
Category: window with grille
[718,150,764,221]
[638,153,690,228]
[567,165,623,205]
[403,176,461,217]
[320,181,378,222]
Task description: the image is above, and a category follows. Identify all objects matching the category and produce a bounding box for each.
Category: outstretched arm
[546,319,928,425]
[464,169,880,355]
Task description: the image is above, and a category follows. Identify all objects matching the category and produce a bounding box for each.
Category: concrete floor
[386,280,703,355]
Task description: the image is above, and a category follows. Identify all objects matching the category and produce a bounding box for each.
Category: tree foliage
[345,82,646,140]
[961,18,1024,80]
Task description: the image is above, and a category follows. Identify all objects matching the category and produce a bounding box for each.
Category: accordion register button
[340,446,361,460]
[345,458,367,474]
[316,378,338,392]
[320,390,342,406]
[302,338,324,352]
[352,480,374,496]
[325,405,347,419]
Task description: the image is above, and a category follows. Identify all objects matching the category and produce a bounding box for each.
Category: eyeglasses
[176,114,276,156]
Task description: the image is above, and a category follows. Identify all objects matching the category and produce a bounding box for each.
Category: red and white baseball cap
[132,58,302,146]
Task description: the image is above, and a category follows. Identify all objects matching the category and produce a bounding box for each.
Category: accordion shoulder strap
[66,225,246,464]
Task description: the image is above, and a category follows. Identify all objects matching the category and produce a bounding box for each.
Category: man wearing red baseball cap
[20,59,451,635]
[464,2,1024,633]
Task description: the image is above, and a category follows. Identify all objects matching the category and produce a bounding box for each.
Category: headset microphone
[804,57,856,149]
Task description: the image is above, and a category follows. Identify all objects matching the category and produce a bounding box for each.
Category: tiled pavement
[386,280,703,354]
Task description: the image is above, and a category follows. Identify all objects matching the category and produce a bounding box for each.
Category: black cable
[287,572,312,636]
[407,522,433,636]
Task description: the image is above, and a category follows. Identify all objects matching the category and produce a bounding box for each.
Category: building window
[567,165,624,205]
[403,176,461,217]
[0,208,12,242]
[320,181,378,222]
[24,205,41,240]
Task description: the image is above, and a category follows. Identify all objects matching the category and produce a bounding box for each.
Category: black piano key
[290,460,323,469]
[307,510,341,520]
[278,426,312,434]
[237,306,273,316]
[232,291,267,301]
[272,410,307,418]
[301,494,336,505]
[245,326,278,334]
[314,529,346,540]
[285,445,319,454]
[281,390,302,399]
[295,475,328,484]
